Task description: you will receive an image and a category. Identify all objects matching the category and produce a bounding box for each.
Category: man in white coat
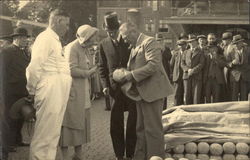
[26,9,72,160]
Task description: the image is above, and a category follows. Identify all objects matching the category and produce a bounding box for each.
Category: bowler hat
[177,39,187,46]
[10,27,30,37]
[187,34,197,42]
[197,35,206,39]
[103,12,120,31]
[232,34,244,44]
[222,32,233,40]
[155,33,164,41]
[9,97,35,120]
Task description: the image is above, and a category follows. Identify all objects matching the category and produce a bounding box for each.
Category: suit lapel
[191,48,199,58]
[102,37,116,57]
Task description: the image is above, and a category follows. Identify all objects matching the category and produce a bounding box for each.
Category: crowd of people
[0,7,249,160]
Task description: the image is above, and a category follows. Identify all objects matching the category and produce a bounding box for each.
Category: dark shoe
[18,142,30,147]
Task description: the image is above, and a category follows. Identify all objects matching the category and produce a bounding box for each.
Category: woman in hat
[59,25,98,160]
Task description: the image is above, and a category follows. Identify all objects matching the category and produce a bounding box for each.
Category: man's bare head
[119,22,140,47]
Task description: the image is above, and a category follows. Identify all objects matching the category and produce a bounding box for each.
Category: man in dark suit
[181,34,205,104]
[228,35,250,101]
[170,39,186,106]
[1,27,30,159]
[203,33,227,103]
[98,12,137,160]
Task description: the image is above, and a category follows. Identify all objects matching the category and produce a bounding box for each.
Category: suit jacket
[203,45,226,84]
[229,46,250,82]
[98,35,131,96]
[161,46,172,78]
[170,49,183,82]
[1,44,30,98]
[127,33,173,102]
[181,47,205,80]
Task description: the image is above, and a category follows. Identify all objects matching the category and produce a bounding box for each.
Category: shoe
[18,142,30,147]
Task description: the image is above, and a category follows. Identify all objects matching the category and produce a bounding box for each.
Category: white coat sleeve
[26,34,51,95]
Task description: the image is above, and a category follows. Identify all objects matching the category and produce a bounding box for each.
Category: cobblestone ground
[7,95,174,160]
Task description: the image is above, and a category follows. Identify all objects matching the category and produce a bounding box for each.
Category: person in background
[119,22,173,160]
[228,35,250,101]
[170,39,186,106]
[181,34,205,105]
[197,35,209,103]
[98,12,137,160]
[1,27,30,159]
[60,25,98,160]
[203,33,227,103]
[155,33,172,109]
[26,9,72,160]
[221,32,234,101]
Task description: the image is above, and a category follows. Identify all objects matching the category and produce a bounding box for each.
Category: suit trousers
[110,90,137,158]
[205,77,222,103]
[173,79,184,106]
[183,77,202,105]
[230,78,250,101]
[134,99,164,160]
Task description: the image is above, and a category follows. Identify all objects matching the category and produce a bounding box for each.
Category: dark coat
[98,36,131,97]
[161,46,172,79]
[203,45,227,84]
[181,47,205,81]
[170,49,183,82]
[229,46,250,82]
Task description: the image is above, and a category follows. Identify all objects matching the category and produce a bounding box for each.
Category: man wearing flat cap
[181,34,205,104]
[98,11,137,160]
[228,35,250,101]
[1,27,30,158]
[170,39,186,106]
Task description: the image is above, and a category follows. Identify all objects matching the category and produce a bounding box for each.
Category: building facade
[97,0,249,49]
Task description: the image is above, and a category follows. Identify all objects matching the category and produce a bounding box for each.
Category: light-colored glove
[103,87,109,96]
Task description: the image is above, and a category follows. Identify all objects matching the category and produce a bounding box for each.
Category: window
[144,18,155,32]
[152,1,158,11]
[147,1,151,7]
[159,20,169,32]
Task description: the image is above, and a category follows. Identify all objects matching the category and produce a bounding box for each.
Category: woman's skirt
[59,108,91,147]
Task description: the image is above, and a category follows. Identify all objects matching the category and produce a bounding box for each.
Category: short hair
[208,33,216,37]
[119,22,138,34]
[50,8,69,18]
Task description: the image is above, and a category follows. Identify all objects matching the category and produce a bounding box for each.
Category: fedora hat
[9,97,35,120]
[121,82,141,101]
[232,34,244,44]
[197,35,206,39]
[187,34,197,42]
[155,33,164,41]
[222,32,233,40]
[10,27,30,37]
[103,12,120,31]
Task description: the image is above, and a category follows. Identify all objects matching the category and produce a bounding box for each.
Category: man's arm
[131,38,161,82]
[98,44,110,89]
[26,35,51,95]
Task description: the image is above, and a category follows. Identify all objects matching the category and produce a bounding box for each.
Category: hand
[232,59,239,65]
[188,69,193,76]
[90,66,97,75]
[103,88,109,96]
[124,70,133,82]
[25,95,35,104]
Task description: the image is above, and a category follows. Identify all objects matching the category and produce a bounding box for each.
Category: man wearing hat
[1,27,30,158]
[170,39,186,106]
[197,34,209,103]
[228,35,250,101]
[203,33,227,103]
[98,11,137,160]
[221,32,234,101]
[181,34,205,104]
[156,33,172,109]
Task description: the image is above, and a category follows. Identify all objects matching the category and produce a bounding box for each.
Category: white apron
[29,51,72,160]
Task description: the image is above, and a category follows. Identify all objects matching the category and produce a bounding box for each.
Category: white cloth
[26,28,72,160]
